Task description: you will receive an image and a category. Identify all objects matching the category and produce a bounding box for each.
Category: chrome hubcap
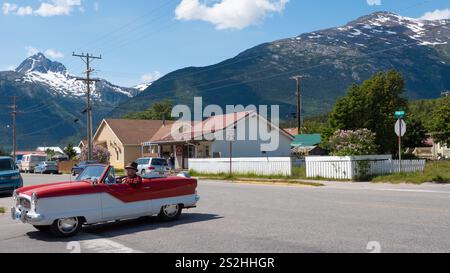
[57,217,79,234]
[163,205,179,217]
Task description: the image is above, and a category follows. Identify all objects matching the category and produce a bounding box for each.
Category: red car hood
[17,181,99,199]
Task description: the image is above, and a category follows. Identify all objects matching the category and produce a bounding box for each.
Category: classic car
[11,164,200,237]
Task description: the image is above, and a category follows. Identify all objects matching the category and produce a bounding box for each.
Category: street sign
[394,111,406,119]
[395,119,407,137]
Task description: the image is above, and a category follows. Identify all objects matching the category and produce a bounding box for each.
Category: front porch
[142,141,213,170]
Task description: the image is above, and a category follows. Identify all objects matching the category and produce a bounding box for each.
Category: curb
[196,177,325,187]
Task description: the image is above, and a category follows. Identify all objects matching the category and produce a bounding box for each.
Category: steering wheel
[115,176,126,184]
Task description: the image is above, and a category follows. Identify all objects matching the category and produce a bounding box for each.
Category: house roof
[146,111,294,144]
[291,134,322,147]
[147,111,253,143]
[96,119,175,146]
[284,128,299,136]
[36,147,64,153]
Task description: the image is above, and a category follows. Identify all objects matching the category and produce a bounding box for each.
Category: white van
[20,154,48,173]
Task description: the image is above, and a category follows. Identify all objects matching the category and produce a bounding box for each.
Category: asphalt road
[0,174,450,253]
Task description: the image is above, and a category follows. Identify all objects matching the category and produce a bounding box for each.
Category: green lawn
[189,167,324,187]
[190,161,450,185]
[371,161,450,185]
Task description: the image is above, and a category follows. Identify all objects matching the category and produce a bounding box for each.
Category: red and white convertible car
[11,164,199,237]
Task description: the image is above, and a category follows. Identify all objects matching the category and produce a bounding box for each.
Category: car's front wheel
[50,217,83,237]
[158,204,182,221]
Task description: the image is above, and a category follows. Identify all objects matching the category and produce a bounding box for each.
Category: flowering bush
[80,145,110,164]
[328,129,378,156]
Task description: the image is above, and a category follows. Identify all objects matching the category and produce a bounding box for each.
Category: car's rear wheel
[50,217,83,237]
[33,225,50,232]
[158,204,182,221]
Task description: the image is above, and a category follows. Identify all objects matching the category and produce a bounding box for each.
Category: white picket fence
[306,155,426,180]
[189,157,292,176]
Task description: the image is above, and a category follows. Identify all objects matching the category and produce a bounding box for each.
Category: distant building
[418,136,450,160]
[291,134,326,156]
[93,119,174,169]
[36,147,64,155]
[143,111,294,170]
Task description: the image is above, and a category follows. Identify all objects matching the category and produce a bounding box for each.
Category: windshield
[0,159,14,171]
[137,158,150,165]
[76,165,106,182]
[151,158,167,166]
[31,156,47,163]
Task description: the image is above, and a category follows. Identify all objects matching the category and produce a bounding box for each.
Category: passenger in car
[122,162,142,186]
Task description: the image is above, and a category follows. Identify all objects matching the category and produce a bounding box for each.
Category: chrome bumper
[11,207,44,224]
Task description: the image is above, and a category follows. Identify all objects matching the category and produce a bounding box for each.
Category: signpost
[226,129,236,176]
[394,111,407,173]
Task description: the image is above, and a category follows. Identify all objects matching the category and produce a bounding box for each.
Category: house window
[205,145,210,158]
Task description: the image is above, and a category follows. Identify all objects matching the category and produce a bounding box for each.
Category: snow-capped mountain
[111,11,450,118]
[133,82,153,91]
[14,53,140,102]
[0,53,143,149]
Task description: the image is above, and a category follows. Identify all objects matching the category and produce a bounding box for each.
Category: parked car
[20,154,48,173]
[71,161,98,176]
[12,164,199,237]
[136,157,170,176]
[0,157,23,195]
[34,161,59,175]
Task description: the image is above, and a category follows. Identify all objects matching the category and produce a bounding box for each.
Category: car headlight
[31,192,38,211]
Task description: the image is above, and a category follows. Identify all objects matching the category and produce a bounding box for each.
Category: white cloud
[419,9,450,20]
[1,65,15,71]
[175,0,289,30]
[35,0,81,17]
[17,6,33,16]
[44,49,65,59]
[141,71,162,83]
[2,0,82,17]
[25,46,64,59]
[2,3,17,14]
[367,0,381,6]
[26,46,40,57]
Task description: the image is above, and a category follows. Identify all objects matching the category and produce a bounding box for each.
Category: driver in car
[122,162,142,186]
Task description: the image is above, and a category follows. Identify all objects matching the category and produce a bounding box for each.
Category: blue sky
[1,0,449,87]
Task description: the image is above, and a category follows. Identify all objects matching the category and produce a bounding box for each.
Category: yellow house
[93,119,174,169]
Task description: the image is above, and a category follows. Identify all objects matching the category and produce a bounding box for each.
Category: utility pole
[73,52,102,161]
[12,96,17,161]
[291,75,304,134]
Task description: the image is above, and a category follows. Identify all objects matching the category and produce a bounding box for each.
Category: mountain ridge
[109,11,450,119]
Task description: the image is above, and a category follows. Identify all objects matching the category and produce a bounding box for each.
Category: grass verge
[371,161,450,185]
[0,207,5,214]
[189,167,325,187]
